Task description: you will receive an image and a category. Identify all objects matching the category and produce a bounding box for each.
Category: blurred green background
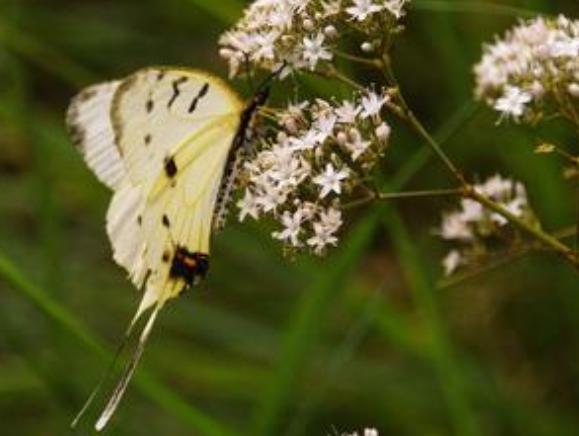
[1,1,579,435]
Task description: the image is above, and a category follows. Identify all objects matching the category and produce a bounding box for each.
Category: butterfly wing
[68,68,245,430]
[66,81,126,190]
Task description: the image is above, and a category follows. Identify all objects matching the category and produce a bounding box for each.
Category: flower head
[474,15,579,124]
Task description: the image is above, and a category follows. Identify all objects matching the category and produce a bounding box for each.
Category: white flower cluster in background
[219,0,410,78]
[474,15,579,123]
[237,90,392,255]
[439,175,535,276]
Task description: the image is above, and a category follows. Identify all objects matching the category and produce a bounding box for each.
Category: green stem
[379,57,579,269]
[332,50,382,68]
[343,188,462,209]
[468,188,577,266]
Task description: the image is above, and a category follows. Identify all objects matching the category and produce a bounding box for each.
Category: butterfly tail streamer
[70,317,139,429]
[95,303,162,432]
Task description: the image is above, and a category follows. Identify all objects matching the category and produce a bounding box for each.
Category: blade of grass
[252,209,382,436]
[380,201,480,436]
[392,101,479,190]
[0,251,237,436]
[283,287,383,436]
[0,17,96,87]
[183,0,244,24]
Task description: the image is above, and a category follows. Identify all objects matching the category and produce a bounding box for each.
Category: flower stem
[332,50,382,68]
[467,187,577,266]
[379,54,579,268]
[343,188,462,210]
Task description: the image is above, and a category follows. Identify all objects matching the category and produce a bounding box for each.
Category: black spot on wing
[188,82,210,113]
[164,156,178,178]
[168,76,188,108]
[146,99,154,113]
[144,134,152,145]
[162,214,171,228]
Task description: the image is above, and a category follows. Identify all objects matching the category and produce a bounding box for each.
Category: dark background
[1,1,579,435]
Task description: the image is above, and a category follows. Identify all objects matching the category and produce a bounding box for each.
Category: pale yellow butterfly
[66,66,269,430]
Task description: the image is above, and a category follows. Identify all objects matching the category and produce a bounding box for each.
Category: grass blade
[252,209,382,436]
[0,251,237,436]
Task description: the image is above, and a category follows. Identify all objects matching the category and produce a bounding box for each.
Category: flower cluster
[474,15,579,123]
[439,175,535,276]
[237,89,392,255]
[219,0,410,78]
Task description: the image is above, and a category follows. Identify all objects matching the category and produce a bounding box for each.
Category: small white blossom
[314,163,350,197]
[302,33,333,70]
[442,250,463,276]
[438,175,536,274]
[346,0,383,22]
[361,90,389,119]
[494,86,532,122]
[335,100,361,123]
[272,210,304,246]
[345,129,371,160]
[237,190,260,221]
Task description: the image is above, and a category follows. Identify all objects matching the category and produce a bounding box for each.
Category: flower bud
[361,42,374,53]
[568,83,579,98]
[324,25,338,39]
[336,131,348,145]
[375,122,391,142]
[302,18,315,32]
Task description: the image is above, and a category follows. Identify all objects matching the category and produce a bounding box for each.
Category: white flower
[314,111,338,142]
[307,221,339,254]
[474,16,579,124]
[256,185,288,212]
[346,0,383,22]
[360,90,389,118]
[319,207,342,233]
[385,0,407,19]
[302,33,333,70]
[440,213,472,241]
[442,250,463,276]
[237,190,260,221]
[335,100,361,123]
[345,129,371,160]
[272,209,303,246]
[460,199,483,222]
[494,86,532,121]
[313,163,350,198]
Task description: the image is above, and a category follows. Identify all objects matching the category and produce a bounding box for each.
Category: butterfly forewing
[111,67,243,188]
[69,67,244,313]
[66,81,126,190]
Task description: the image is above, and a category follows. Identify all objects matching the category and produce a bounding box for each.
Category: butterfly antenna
[243,52,255,93]
[255,61,287,94]
[95,304,161,432]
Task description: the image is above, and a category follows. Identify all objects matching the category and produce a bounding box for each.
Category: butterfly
[66,67,269,430]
